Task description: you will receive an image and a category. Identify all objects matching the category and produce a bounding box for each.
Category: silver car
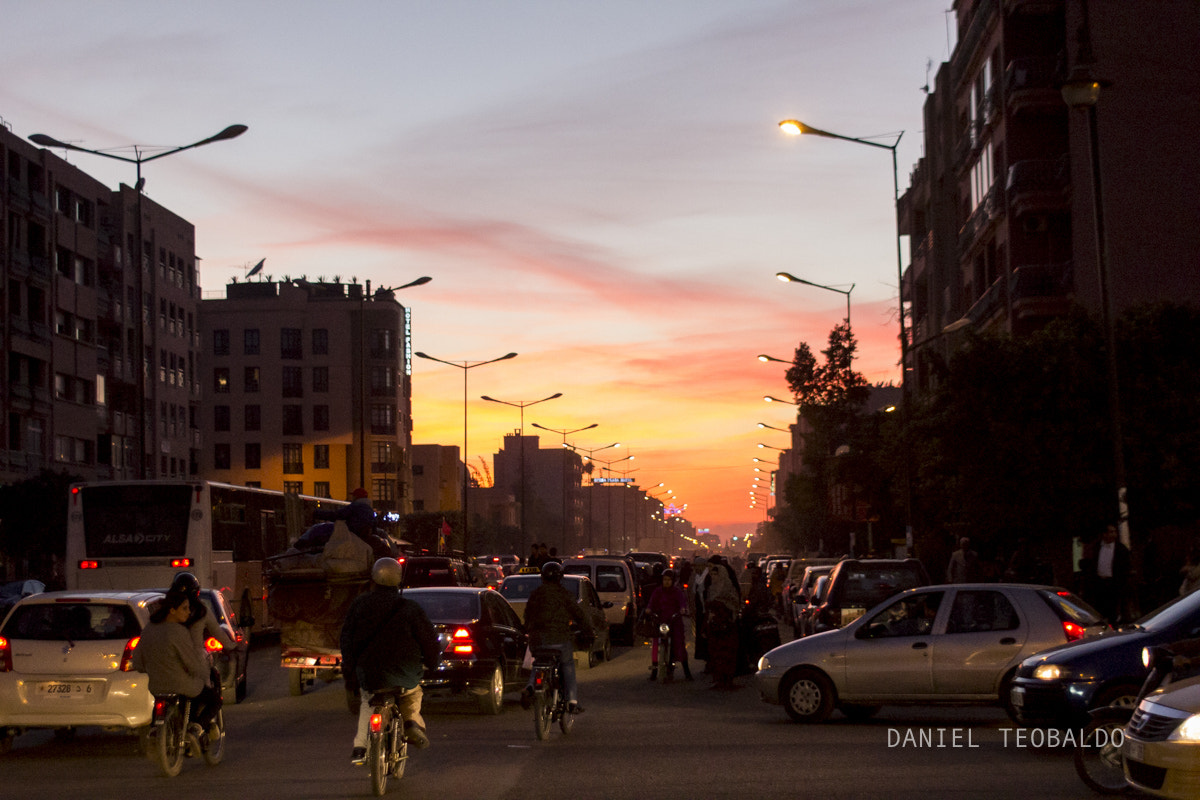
[756,583,1107,723]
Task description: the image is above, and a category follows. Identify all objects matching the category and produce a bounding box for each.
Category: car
[560,556,638,643]
[401,556,472,588]
[150,587,252,704]
[402,587,527,715]
[755,583,1108,723]
[808,558,931,634]
[1010,590,1200,728]
[790,565,835,634]
[478,554,521,576]
[472,563,506,590]
[796,573,833,638]
[497,574,612,668]
[0,589,161,750]
[1123,673,1200,798]
[780,559,839,627]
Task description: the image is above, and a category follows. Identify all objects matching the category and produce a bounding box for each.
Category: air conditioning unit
[1022,215,1048,233]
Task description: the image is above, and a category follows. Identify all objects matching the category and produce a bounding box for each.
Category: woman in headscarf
[703,556,741,689]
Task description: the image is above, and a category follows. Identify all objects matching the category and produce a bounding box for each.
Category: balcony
[958,184,1005,253]
[1010,261,1072,322]
[1005,57,1064,116]
[963,275,1006,329]
[1007,156,1069,218]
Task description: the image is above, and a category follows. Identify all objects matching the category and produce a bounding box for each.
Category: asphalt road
[3,633,1112,800]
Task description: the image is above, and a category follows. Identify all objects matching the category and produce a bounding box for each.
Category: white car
[0,590,162,751]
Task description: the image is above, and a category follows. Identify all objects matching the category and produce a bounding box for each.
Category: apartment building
[900,0,1200,393]
[199,279,415,513]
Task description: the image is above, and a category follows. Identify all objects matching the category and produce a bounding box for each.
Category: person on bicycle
[646,568,693,682]
[132,589,221,745]
[340,557,439,766]
[520,560,593,714]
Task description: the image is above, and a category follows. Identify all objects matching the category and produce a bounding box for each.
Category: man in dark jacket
[520,561,593,713]
[340,557,439,765]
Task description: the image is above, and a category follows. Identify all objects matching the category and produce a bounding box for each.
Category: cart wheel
[289,669,306,696]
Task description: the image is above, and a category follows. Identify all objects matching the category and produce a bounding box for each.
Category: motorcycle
[365,688,410,796]
[653,613,686,684]
[146,694,225,777]
[1074,641,1199,794]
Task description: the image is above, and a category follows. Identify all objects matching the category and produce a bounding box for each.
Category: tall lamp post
[532,421,598,554]
[591,453,634,553]
[30,124,248,479]
[776,272,854,327]
[360,277,431,491]
[414,350,517,556]
[481,392,562,544]
[1061,0,1128,548]
[565,441,621,551]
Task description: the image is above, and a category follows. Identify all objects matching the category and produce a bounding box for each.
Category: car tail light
[369,713,383,733]
[204,636,224,653]
[1062,620,1087,642]
[445,627,474,656]
[0,636,11,672]
[79,560,100,570]
[119,636,140,672]
[171,558,193,568]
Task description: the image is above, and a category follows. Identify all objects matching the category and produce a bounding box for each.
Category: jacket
[524,580,591,648]
[132,619,208,697]
[340,586,439,693]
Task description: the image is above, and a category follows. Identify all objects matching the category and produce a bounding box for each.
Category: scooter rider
[520,560,593,714]
[340,557,439,766]
[646,568,693,682]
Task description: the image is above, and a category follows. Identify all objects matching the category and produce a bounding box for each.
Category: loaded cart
[265,521,374,696]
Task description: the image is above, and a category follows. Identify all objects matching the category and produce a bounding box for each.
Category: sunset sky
[4,1,955,542]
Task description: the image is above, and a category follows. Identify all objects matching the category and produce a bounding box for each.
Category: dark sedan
[1010,590,1200,727]
[403,587,527,715]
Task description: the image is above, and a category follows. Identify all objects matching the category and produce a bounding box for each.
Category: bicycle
[530,647,573,741]
[146,694,225,777]
[366,687,410,796]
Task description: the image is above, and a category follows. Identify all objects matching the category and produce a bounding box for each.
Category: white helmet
[371,557,403,587]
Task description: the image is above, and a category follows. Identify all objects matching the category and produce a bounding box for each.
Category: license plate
[1124,738,1143,762]
[1010,686,1025,707]
[36,681,95,699]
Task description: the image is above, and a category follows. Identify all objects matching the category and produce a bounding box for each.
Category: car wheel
[477,664,504,715]
[998,671,1021,724]
[781,668,835,723]
[586,645,599,669]
[1093,683,1142,711]
[840,703,881,721]
[52,727,76,742]
[0,733,13,755]
[235,669,248,703]
[289,669,306,696]
[602,635,612,662]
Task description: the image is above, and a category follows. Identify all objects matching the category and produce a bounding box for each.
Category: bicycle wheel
[155,704,185,778]
[368,729,388,796]
[532,690,551,741]
[559,694,574,735]
[1074,715,1131,795]
[390,717,407,781]
[202,710,225,766]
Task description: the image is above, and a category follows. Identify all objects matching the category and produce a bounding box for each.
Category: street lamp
[414,350,517,556]
[30,124,248,478]
[776,272,854,326]
[757,422,790,433]
[763,395,797,405]
[591,453,635,553]
[359,277,431,490]
[757,443,786,451]
[1061,0,1128,548]
[564,441,620,551]
[757,354,790,364]
[532,422,598,553]
[482,393,562,543]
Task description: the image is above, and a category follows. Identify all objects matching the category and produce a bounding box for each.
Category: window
[372,441,394,466]
[946,591,1019,634]
[413,464,424,476]
[214,368,230,393]
[281,366,303,398]
[214,443,231,470]
[370,404,396,434]
[244,366,260,393]
[281,328,302,359]
[312,328,328,355]
[313,481,331,499]
[214,405,231,432]
[245,442,261,469]
[313,405,330,431]
[370,328,395,357]
[313,444,330,469]
[282,443,303,473]
[243,328,260,355]
[372,478,395,501]
[312,366,329,393]
[244,405,261,431]
[370,365,396,395]
[283,481,303,495]
[863,592,946,637]
[282,405,304,436]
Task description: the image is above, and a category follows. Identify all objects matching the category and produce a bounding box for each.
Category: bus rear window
[81,484,192,557]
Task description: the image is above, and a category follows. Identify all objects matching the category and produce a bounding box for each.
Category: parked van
[560,556,637,643]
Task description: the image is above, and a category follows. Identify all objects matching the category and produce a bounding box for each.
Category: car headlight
[758,655,771,672]
[1033,664,1070,681]
[1170,714,1200,742]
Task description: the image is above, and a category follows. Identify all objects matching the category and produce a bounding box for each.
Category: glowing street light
[776,271,854,326]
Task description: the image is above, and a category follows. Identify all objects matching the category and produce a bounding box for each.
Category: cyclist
[132,589,221,745]
[520,561,593,714]
[340,557,439,766]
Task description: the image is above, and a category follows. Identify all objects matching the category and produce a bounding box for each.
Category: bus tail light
[119,636,140,672]
[79,560,100,570]
[171,558,193,568]
[204,636,224,653]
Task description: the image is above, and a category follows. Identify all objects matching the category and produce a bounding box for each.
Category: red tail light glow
[1062,620,1087,642]
[447,627,474,655]
[369,713,383,733]
[154,698,168,719]
[0,636,12,671]
[120,636,140,672]
[79,560,100,570]
[204,636,224,653]
[170,558,193,568]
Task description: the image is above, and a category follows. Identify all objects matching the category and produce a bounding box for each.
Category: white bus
[66,480,346,631]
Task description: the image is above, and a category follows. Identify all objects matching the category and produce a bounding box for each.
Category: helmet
[541,561,563,582]
[371,557,404,587]
[169,572,201,599]
[662,568,677,581]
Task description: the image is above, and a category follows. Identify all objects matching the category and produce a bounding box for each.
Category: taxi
[1123,673,1200,798]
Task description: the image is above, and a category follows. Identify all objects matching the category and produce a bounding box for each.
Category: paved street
[3,634,1109,800]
